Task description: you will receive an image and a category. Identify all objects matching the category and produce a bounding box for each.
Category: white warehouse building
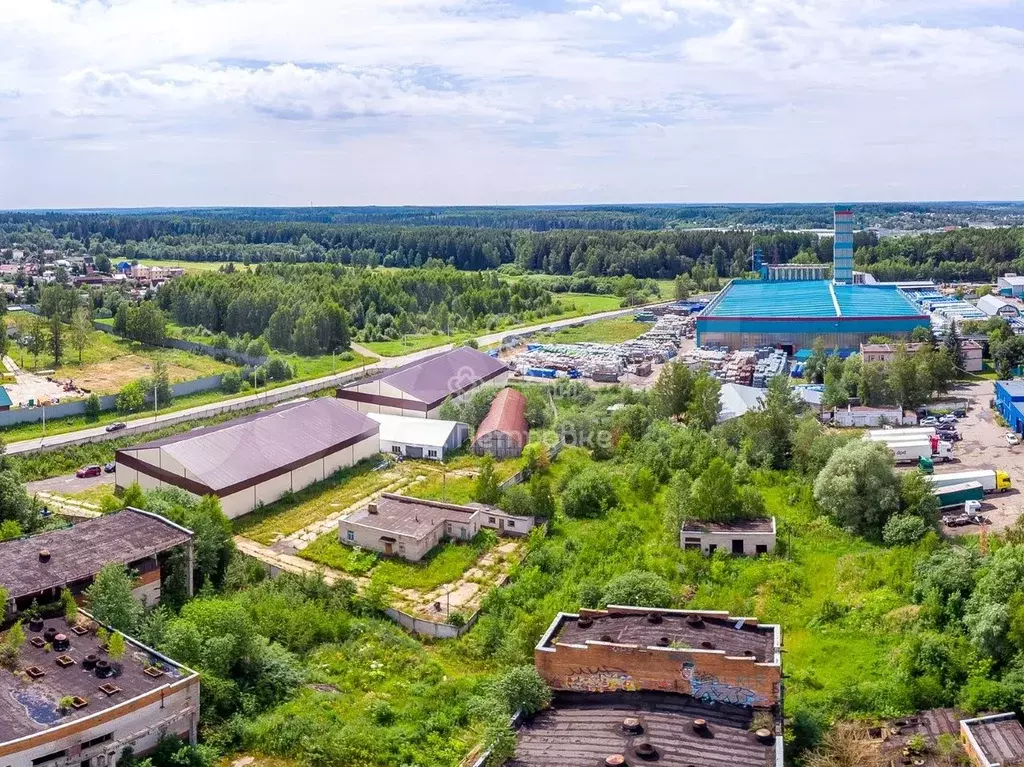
[115,399,380,519]
[368,413,469,461]
[336,346,509,419]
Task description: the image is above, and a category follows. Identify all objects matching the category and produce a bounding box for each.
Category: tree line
[157,264,559,351]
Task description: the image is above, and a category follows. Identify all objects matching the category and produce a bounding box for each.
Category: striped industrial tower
[833,206,854,284]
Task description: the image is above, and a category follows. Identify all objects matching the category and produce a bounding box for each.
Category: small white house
[368,413,468,461]
[680,518,776,556]
[833,405,918,428]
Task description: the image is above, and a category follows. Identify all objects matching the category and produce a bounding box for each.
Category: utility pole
[153,383,158,418]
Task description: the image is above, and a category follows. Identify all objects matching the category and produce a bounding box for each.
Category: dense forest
[2,210,1024,283]
[6,201,1024,232]
[157,264,562,349]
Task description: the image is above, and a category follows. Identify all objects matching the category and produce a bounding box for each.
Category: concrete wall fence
[384,607,480,639]
[0,375,226,428]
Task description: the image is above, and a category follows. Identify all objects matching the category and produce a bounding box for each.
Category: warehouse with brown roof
[0,508,193,614]
[336,346,510,418]
[472,388,529,458]
[115,399,380,520]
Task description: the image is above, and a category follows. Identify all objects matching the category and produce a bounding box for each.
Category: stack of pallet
[725,351,756,386]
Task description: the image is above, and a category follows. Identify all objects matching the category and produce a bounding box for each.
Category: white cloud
[0,0,1021,206]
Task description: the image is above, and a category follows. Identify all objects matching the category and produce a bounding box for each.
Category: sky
[1,0,1022,208]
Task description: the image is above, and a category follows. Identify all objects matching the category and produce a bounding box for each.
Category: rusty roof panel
[473,388,529,448]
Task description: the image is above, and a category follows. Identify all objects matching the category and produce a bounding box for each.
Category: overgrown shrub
[602,570,672,608]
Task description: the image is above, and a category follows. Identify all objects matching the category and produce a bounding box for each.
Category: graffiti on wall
[564,666,640,692]
[681,662,761,707]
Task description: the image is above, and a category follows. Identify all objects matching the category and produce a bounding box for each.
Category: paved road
[27,471,114,496]
[6,300,670,456]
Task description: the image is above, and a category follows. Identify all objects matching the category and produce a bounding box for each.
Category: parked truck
[885,437,954,464]
[926,470,1011,494]
[933,481,985,510]
[866,427,936,442]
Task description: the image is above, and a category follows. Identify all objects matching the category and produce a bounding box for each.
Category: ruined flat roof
[0,616,196,743]
[508,691,778,767]
[546,609,777,663]
[681,518,775,534]
[345,493,479,540]
[964,714,1024,766]
[877,709,968,766]
[0,509,192,602]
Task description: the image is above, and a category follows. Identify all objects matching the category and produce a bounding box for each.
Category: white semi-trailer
[865,427,936,442]
[926,469,1012,493]
[886,439,953,463]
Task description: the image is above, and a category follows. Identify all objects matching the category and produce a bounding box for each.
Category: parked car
[938,414,957,424]
[921,416,939,426]
[938,430,961,442]
[76,465,102,478]
[105,422,127,433]
[954,409,967,418]
[103,462,115,473]
[1006,433,1021,446]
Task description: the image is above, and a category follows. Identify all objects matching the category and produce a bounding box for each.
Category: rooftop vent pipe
[368,503,378,515]
[38,549,51,563]
[605,756,627,767]
[622,718,643,735]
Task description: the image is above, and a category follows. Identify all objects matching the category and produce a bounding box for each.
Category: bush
[498,485,534,517]
[562,466,616,519]
[602,570,673,608]
[84,393,101,420]
[883,514,929,547]
[116,381,146,414]
[220,370,242,394]
[491,665,551,716]
[264,357,293,382]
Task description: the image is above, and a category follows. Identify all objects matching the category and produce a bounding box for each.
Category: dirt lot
[65,354,203,394]
[929,380,1024,535]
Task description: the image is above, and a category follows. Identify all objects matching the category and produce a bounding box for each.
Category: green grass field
[363,333,471,357]
[6,313,233,388]
[135,258,236,273]
[233,458,405,545]
[532,317,650,345]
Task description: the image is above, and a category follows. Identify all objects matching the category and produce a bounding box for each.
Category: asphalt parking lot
[930,380,1024,535]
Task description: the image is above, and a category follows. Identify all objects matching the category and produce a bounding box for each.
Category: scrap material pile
[677,346,790,388]
[514,314,688,382]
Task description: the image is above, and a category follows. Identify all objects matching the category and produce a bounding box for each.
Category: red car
[75,465,102,478]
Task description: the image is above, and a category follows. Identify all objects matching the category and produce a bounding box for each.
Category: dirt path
[392,540,525,621]
[234,536,368,589]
